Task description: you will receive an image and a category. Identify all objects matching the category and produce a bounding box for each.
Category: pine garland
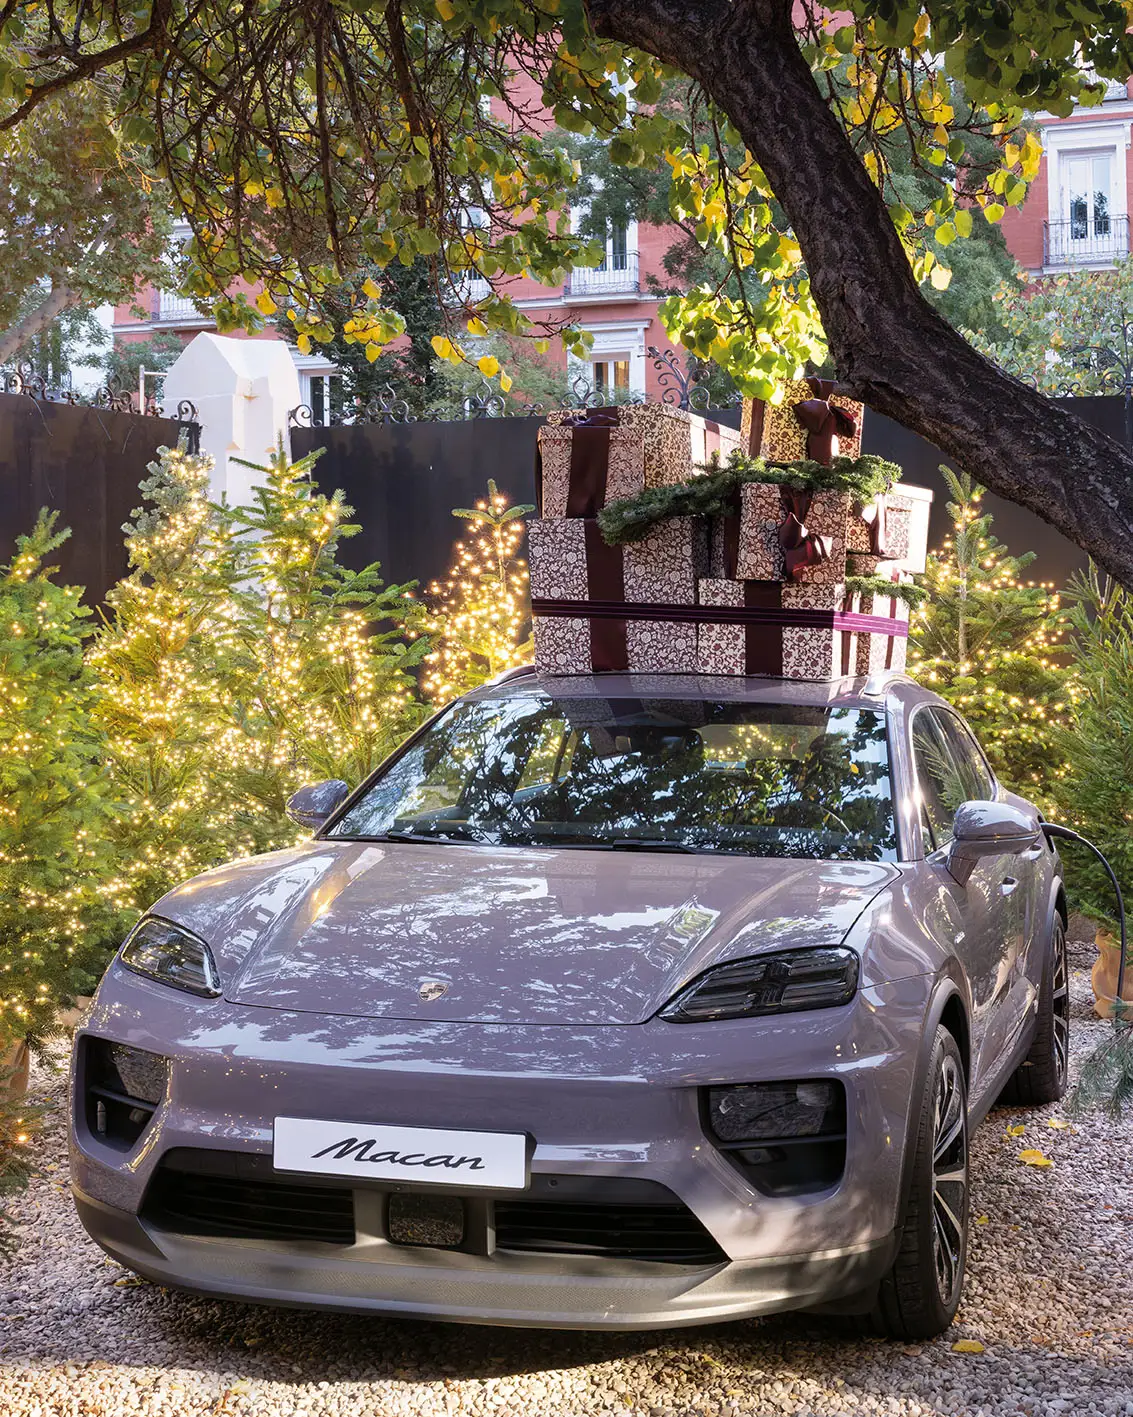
[596,451,902,545]
[845,574,927,608]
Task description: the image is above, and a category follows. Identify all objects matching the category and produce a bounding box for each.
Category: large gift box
[695,579,909,680]
[741,379,863,464]
[529,516,709,674]
[712,484,852,584]
[540,404,741,514]
[851,587,911,675]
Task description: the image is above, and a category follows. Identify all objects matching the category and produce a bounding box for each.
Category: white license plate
[272,1116,529,1190]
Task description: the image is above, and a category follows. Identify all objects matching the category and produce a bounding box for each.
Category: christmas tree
[0,513,127,1044]
[225,440,430,794]
[88,440,284,914]
[422,480,534,705]
[908,466,1076,808]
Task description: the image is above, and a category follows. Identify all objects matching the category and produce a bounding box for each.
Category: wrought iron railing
[157,291,210,323]
[0,366,200,449]
[1043,215,1129,268]
[567,252,640,297]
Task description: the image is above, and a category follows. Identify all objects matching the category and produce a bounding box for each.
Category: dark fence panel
[293,417,542,591]
[859,396,1124,591]
[0,394,189,601]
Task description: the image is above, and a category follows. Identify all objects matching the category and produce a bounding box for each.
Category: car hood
[154,840,899,1026]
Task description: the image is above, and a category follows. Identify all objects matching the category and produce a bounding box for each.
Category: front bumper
[71,965,931,1329]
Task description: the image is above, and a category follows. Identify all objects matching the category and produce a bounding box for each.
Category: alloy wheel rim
[1052,930,1070,1084]
[931,1054,967,1308]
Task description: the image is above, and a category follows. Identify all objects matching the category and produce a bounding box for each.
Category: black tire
[869,1026,969,1340]
[998,916,1070,1107]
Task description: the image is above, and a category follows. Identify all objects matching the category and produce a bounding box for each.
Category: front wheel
[869,1026,969,1340]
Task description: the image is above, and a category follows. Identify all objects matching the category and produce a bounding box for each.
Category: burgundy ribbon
[583,521,629,672]
[792,378,859,464]
[530,597,908,637]
[564,426,613,518]
[778,486,833,582]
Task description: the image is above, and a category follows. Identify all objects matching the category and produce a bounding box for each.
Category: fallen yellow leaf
[975,1214,990,1225]
[1018,1149,1054,1168]
[1005,1123,1026,1138]
[952,1339,985,1354]
[1047,1118,1069,1130]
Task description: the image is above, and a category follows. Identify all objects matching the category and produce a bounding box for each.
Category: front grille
[142,1152,724,1265]
[144,1166,355,1246]
[495,1197,726,1266]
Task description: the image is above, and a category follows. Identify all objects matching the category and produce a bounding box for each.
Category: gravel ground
[2,959,1131,1417]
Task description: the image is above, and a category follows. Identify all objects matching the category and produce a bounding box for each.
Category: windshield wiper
[376,828,473,845]
[608,837,705,854]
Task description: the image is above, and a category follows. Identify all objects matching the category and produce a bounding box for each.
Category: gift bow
[857,493,892,558]
[778,487,833,581]
[793,378,859,464]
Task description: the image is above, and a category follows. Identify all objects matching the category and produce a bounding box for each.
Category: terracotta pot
[1,1039,30,1100]
[1091,928,1133,1019]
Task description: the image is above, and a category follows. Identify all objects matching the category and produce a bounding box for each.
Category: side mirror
[947,800,1042,886]
[286,779,351,831]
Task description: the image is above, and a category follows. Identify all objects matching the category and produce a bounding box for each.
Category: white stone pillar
[161,334,302,504]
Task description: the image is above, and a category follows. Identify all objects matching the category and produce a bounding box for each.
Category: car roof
[468,667,947,714]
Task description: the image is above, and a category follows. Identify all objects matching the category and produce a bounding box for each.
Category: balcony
[156,291,212,325]
[1044,214,1130,268]
[568,252,640,298]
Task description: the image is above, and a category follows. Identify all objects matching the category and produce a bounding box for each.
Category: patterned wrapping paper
[529,515,708,675]
[538,426,647,518]
[852,591,911,675]
[542,403,739,490]
[715,484,852,584]
[740,380,864,463]
[695,579,907,680]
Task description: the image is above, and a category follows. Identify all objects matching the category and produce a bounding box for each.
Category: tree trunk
[585,0,1133,586]
[0,283,82,368]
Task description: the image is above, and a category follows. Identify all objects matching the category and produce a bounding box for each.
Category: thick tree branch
[0,283,81,366]
[586,0,1133,587]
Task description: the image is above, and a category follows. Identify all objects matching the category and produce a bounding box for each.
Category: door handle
[1000,876,1020,897]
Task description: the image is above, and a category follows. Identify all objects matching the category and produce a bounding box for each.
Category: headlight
[659,947,858,1023]
[120,916,222,998]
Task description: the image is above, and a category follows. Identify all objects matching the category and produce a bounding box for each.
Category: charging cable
[1041,822,1127,1013]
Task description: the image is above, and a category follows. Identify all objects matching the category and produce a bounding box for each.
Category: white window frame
[1044,120,1130,234]
[568,320,649,397]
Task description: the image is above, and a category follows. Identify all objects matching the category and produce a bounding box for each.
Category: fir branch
[845,575,927,608]
[596,452,902,545]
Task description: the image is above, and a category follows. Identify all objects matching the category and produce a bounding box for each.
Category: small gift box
[538,425,646,518]
[529,516,708,674]
[713,484,852,584]
[696,579,909,680]
[543,403,740,494]
[741,379,863,464]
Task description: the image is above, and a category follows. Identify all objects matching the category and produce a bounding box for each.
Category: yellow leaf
[297,334,312,355]
[255,290,277,316]
[929,262,952,290]
[1018,1149,1053,1168]
[1005,1123,1026,1137]
[264,187,285,210]
[435,0,456,19]
[365,344,381,363]
[431,335,454,360]
[477,355,500,377]
[467,317,488,336]
[362,277,381,300]
[1047,1117,1069,1129]
[500,372,513,394]
[975,1214,990,1225]
[952,1340,985,1354]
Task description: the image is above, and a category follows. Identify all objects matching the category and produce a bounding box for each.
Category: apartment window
[599,220,630,273]
[1064,151,1113,240]
[592,358,630,391]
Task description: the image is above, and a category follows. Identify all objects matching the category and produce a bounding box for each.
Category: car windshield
[330,691,897,862]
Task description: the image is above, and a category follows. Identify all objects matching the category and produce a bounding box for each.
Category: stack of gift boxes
[528,382,931,680]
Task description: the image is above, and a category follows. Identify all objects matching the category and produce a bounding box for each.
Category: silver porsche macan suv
[71,670,1069,1338]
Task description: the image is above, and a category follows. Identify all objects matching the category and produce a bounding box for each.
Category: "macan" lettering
[311,1137,486,1170]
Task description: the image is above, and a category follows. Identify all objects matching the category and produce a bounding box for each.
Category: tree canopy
[4,2,1133,577]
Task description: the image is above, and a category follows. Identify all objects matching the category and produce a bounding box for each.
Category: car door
[933,708,1040,1060]
[908,707,1019,1102]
